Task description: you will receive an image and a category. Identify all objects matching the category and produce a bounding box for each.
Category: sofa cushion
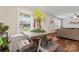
[56,28,79,40]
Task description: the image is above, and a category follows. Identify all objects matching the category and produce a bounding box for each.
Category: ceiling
[18,6,79,19]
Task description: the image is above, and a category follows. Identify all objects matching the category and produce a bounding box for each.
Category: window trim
[17,9,33,33]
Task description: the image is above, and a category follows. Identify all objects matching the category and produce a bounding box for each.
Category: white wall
[0,6,19,35]
[41,14,61,31]
[40,16,61,32]
[62,18,79,28]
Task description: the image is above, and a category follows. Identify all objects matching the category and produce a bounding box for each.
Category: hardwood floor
[57,37,79,52]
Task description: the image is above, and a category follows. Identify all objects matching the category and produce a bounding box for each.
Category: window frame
[17,9,33,33]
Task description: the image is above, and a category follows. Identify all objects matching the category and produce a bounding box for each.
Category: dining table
[21,30,56,51]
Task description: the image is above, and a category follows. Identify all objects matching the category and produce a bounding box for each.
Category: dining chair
[39,42,59,52]
[38,34,59,52]
[47,34,58,42]
[19,39,32,52]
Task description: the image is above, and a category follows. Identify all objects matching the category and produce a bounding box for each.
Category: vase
[35,22,41,29]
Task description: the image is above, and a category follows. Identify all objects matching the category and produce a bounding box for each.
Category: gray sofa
[56,28,79,40]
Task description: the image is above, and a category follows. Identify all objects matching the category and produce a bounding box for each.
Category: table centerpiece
[31,8,46,33]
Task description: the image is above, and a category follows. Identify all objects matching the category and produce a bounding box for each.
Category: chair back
[19,39,31,51]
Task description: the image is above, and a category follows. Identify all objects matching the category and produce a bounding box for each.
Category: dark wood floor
[57,37,79,52]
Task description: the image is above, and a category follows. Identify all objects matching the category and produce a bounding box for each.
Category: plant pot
[34,21,41,29]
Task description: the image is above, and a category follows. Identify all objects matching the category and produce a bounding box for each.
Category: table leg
[37,38,42,52]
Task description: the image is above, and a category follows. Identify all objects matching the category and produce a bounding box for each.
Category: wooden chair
[47,34,58,42]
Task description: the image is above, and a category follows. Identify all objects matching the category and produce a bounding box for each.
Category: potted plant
[31,8,46,33]
[0,22,9,52]
[0,23,9,33]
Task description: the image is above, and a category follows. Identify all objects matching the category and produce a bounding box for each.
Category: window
[54,19,61,29]
[18,12,31,32]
